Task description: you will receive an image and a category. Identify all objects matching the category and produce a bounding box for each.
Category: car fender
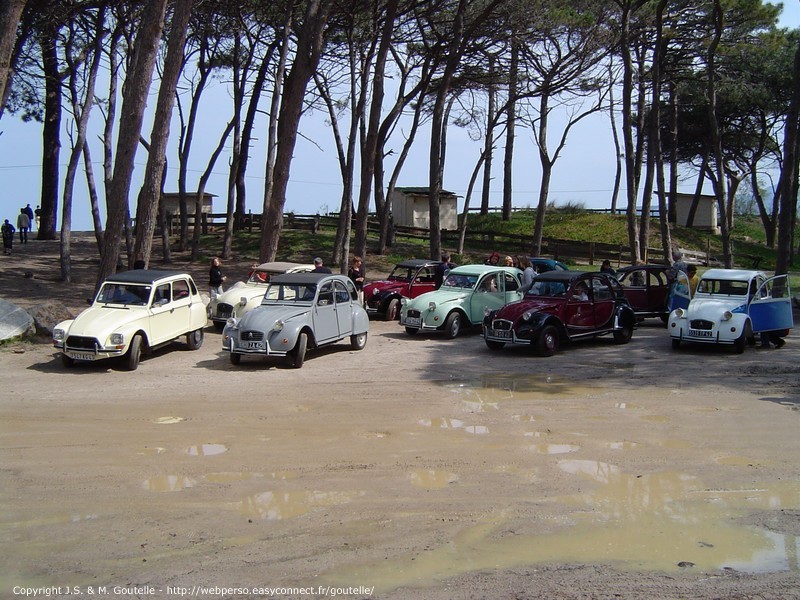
[351,307,370,334]
[616,305,637,329]
[529,313,567,342]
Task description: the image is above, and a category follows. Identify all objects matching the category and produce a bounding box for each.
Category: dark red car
[616,264,688,323]
[483,271,636,356]
[364,259,444,320]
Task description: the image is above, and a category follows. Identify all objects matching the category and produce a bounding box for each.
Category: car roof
[449,264,520,276]
[529,257,568,269]
[534,270,595,282]
[701,268,763,281]
[104,269,190,285]
[617,264,668,273]
[270,272,347,285]
[254,261,313,272]
[396,259,441,268]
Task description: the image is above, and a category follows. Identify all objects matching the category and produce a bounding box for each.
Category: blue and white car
[668,268,793,353]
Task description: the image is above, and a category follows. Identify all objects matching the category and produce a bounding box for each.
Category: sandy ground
[1,236,800,600]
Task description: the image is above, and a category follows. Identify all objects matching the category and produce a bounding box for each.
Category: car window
[318,282,334,306]
[571,279,591,301]
[593,278,614,301]
[504,272,519,291]
[698,279,748,296]
[388,266,413,281]
[527,280,567,297]
[478,274,499,293]
[415,267,434,283]
[172,279,190,300]
[345,279,359,301]
[622,269,645,287]
[334,281,350,304]
[263,283,313,302]
[98,283,150,306]
[443,273,477,289]
[153,283,170,305]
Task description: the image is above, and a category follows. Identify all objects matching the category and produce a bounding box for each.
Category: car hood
[67,305,149,337]
[215,282,266,304]
[495,298,562,320]
[686,296,747,318]
[407,288,469,308]
[236,304,310,328]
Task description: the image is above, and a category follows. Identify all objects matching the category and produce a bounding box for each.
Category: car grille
[216,303,233,318]
[406,309,421,318]
[66,335,101,350]
[690,319,714,330]
[490,319,513,331]
[241,330,264,342]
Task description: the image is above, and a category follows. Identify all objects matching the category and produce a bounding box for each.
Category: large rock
[0,297,36,341]
[27,300,76,337]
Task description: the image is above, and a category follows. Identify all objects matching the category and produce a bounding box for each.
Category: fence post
[589,242,594,265]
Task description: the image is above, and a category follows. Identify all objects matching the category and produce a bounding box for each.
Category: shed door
[749,275,793,333]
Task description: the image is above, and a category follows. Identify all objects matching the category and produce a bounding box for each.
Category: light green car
[399,265,523,338]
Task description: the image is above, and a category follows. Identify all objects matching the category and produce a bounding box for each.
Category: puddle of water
[237,490,363,520]
[512,415,538,423]
[463,425,489,435]
[530,443,580,455]
[607,441,639,451]
[641,415,671,423]
[418,418,464,430]
[153,416,185,424]
[658,439,693,450]
[409,470,459,489]
[186,443,228,457]
[320,468,800,593]
[137,447,166,456]
[615,402,643,410]
[461,399,499,413]
[141,475,196,492]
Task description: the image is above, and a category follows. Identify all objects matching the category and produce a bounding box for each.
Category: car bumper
[400,313,441,331]
[57,346,124,361]
[670,327,732,345]
[226,336,292,357]
[484,327,530,345]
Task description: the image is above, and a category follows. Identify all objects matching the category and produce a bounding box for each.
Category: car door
[313,281,339,343]
[150,282,180,344]
[563,277,595,334]
[591,276,615,329]
[502,271,523,305]
[470,271,506,323]
[669,271,692,312]
[333,280,354,337]
[749,274,794,333]
[409,266,437,297]
[620,267,648,311]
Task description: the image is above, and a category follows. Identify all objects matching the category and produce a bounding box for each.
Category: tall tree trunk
[481,56,496,215]
[37,24,61,241]
[619,1,641,264]
[608,62,622,214]
[133,0,193,268]
[502,37,518,221]
[261,0,332,262]
[96,0,168,288]
[532,91,552,256]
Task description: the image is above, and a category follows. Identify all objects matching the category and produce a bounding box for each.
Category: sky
[0,0,798,233]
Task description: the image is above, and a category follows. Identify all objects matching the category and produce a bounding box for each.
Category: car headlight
[484,307,492,317]
[400,297,408,306]
[372,288,379,296]
[110,333,124,345]
[721,310,733,321]
[226,317,238,329]
[53,328,65,342]
[673,308,684,319]
[428,301,437,311]
[239,296,248,307]
[522,311,533,321]
[273,319,284,332]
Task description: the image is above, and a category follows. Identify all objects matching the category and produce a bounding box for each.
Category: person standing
[518,256,537,294]
[2,219,15,254]
[348,255,366,303]
[17,209,30,244]
[312,257,332,273]
[34,205,41,230]
[208,257,226,300]
[600,259,617,278]
[23,204,34,230]
[434,252,456,289]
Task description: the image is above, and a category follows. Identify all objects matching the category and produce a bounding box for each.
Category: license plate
[491,329,511,339]
[245,341,264,350]
[689,329,713,338]
[404,317,421,327]
[68,352,96,361]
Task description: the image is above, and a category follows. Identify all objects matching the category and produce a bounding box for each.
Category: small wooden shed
[390,187,459,230]
[674,193,720,233]
[160,192,216,217]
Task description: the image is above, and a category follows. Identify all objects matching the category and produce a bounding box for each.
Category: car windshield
[441,273,478,289]
[387,266,414,282]
[525,280,568,297]
[96,283,151,306]
[262,283,316,304]
[697,278,749,296]
[247,270,271,284]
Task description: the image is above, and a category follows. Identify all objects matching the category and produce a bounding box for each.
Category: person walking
[208,257,226,300]
[17,208,30,244]
[348,255,366,303]
[23,204,35,231]
[2,219,16,254]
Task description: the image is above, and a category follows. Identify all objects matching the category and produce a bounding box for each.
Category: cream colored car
[208,261,314,330]
[53,270,207,370]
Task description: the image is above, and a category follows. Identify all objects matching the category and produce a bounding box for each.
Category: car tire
[291,332,308,368]
[671,338,681,350]
[229,352,241,365]
[613,322,633,344]
[350,332,368,350]
[187,328,204,350]
[61,354,74,368]
[386,299,400,321]
[485,340,505,351]
[444,312,462,339]
[535,325,559,357]
[125,334,143,371]
[404,327,419,336]
[734,322,751,354]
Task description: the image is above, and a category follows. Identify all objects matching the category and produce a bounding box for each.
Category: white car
[53,270,208,370]
[668,268,793,353]
[208,261,314,330]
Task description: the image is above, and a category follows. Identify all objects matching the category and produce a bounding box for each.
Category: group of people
[2,204,37,255]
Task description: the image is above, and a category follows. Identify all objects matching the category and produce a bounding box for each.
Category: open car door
[668,270,692,312]
[749,274,794,333]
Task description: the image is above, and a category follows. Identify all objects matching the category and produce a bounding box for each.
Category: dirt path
[1,236,799,599]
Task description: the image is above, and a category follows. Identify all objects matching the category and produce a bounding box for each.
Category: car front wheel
[535,325,559,357]
[125,334,143,371]
[444,312,462,339]
[291,332,308,368]
[734,322,751,354]
[187,328,204,350]
[404,326,419,336]
[613,321,633,344]
[386,299,400,321]
[350,332,368,350]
